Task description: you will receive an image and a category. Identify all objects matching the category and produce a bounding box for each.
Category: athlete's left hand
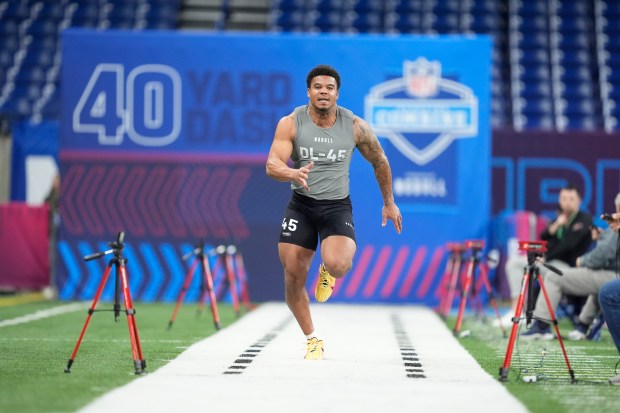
[382,203,402,234]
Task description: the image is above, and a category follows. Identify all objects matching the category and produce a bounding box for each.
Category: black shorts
[279,191,356,251]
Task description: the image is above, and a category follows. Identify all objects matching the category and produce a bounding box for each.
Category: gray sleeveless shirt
[291,105,356,200]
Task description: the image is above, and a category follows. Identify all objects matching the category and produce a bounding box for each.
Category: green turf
[446,313,620,413]
[0,300,65,319]
[0,300,240,413]
[3,300,620,413]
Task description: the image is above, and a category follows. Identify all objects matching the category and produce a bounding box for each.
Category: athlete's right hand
[294,161,314,191]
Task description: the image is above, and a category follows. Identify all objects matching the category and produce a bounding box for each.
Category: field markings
[0,302,89,328]
[80,303,528,413]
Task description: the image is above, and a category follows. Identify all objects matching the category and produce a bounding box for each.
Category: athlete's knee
[325,258,352,278]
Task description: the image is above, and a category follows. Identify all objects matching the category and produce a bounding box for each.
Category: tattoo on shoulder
[356,120,381,150]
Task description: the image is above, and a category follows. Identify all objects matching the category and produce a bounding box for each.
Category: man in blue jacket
[598,200,620,385]
[522,193,620,340]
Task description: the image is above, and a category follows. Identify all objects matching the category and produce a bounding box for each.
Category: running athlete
[266,65,402,360]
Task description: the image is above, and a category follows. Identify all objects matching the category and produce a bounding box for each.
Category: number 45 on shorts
[282,218,298,232]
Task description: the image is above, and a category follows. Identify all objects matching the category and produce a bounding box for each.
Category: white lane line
[80,303,528,413]
[0,302,89,328]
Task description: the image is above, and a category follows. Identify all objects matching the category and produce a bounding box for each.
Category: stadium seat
[385,12,421,33]
[470,0,500,14]
[520,97,553,114]
[72,3,99,20]
[467,14,501,33]
[517,15,547,31]
[517,51,550,68]
[558,98,594,115]
[3,1,30,19]
[523,114,554,130]
[556,0,590,16]
[0,0,615,131]
[518,80,553,99]
[559,80,594,98]
[392,0,423,15]
[0,0,181,122]
[0,48,15,68]
[312,0,346,13]
[308,10,343,31]
[272,0,308,11]
[270,10,306,31]
[37,2,64,20]
[560,65,591,82]
[343,11,383,33]
[517,1,548,15]
[432,13,459,33]
[562,115,597,130]
[516,64,550,81]
[556,15,589,32]
[348,0,384,14]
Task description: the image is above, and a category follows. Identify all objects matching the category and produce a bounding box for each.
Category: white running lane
[80,303,527,413]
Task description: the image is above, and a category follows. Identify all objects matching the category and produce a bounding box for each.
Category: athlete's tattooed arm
[354,116,403,233]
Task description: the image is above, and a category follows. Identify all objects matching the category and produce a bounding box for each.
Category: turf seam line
[0,303,89,328]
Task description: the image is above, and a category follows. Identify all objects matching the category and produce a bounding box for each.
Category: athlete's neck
[307,105,337,128]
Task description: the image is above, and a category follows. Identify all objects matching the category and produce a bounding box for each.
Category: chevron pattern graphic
[57,240,244,303]
[61,162,251,240]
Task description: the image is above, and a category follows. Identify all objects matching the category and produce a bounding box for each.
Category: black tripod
[64,232,146,374]
[168,241,220,330]
[499,241,575,383]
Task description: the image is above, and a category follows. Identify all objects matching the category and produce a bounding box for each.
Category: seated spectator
[521,193,620,340]
[598,210,620,385]
[495,185,593,327]
[541,185,593,267]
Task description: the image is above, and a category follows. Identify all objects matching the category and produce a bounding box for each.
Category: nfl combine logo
[364,58,478,166]
[405,58,440,98]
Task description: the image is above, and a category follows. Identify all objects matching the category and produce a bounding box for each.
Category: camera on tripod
[464,239,484,250]
[517,240,547,254]
[446,242,464,253]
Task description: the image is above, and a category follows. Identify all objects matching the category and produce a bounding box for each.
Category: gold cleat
[314,263,336,302]
[304,337,324,360]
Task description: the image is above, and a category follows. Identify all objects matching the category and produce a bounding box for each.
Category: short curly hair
[306,65,341,90]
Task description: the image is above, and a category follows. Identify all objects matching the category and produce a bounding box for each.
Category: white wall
[26,155,58,205]
[0,134,11,203]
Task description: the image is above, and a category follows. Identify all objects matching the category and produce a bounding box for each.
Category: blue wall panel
[59,30,491,303]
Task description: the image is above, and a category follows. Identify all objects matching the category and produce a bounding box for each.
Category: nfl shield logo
[405,58,441,98]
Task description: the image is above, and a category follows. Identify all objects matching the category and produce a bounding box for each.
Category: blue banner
[60,29,491,304]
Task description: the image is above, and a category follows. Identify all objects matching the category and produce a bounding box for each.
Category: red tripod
[453,240,506,338]
[437,242,465,319]
[216,245,240,317]
[499,241,575,383]
[64,232,145,374]
[215,245,252,317]
[168,241,220,330]
[233,247,253,311]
